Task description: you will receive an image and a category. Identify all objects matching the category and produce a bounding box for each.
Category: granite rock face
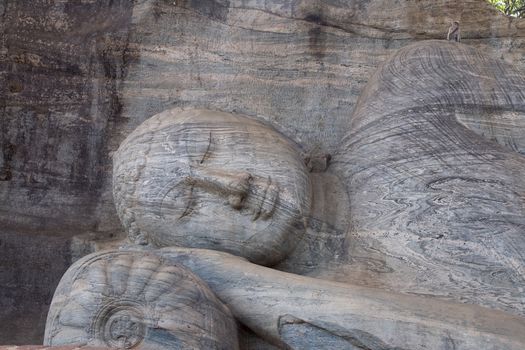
[158,247,525,350]
[47,40,525,348]
[0,232,71,344]
[1,0,134,234]
[1,0,525,345]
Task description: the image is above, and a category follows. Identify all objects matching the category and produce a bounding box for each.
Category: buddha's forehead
[155,116,296,162]
[122,109,305,180]
[162,119,274,142]
[152,108,265,129]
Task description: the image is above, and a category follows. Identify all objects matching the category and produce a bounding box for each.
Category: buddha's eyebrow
[199,131,213,164]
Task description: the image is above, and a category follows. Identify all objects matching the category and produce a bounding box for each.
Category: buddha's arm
[160,247,525,350]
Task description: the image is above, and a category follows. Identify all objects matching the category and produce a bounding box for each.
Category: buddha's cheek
[157,191,276,247]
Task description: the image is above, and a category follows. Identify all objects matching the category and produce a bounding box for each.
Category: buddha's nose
[184,167,279,220]
[185,168,252,210]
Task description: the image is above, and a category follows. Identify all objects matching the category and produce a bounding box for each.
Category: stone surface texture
[51,48,525,346]
[1,0,525,346]
[2,0,524,236]
[0,347,109,350]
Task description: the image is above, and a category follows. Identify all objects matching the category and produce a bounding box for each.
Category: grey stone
[331,40,525,316]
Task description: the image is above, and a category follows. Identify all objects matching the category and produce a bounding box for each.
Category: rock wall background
[0,0,524,344]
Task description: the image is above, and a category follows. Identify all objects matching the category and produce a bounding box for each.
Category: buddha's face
[113,109,312,266]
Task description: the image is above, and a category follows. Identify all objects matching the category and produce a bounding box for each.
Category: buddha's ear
[278,315,399,350]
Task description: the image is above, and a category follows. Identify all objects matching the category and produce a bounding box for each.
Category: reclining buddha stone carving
[45,40,525,349]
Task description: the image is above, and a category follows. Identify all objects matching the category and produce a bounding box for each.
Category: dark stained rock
[0,0,134,234]
[0,231,70,344]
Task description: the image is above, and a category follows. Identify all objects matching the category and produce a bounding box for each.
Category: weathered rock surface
[1,0,525,345]
[1,0,133,234]
[45,247,525,349]
[0,231,71,344]
[0,347,108,350]
[1,0,524,236]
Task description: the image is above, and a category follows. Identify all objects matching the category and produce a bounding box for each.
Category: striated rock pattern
[0,231,73,344]
[44,40,525,350]
[44,250,238,349]
[0,0,134,233]
[2,0,525,345]
[334,40,525,315]
[0,347,109,350]
[113,109,311,266]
